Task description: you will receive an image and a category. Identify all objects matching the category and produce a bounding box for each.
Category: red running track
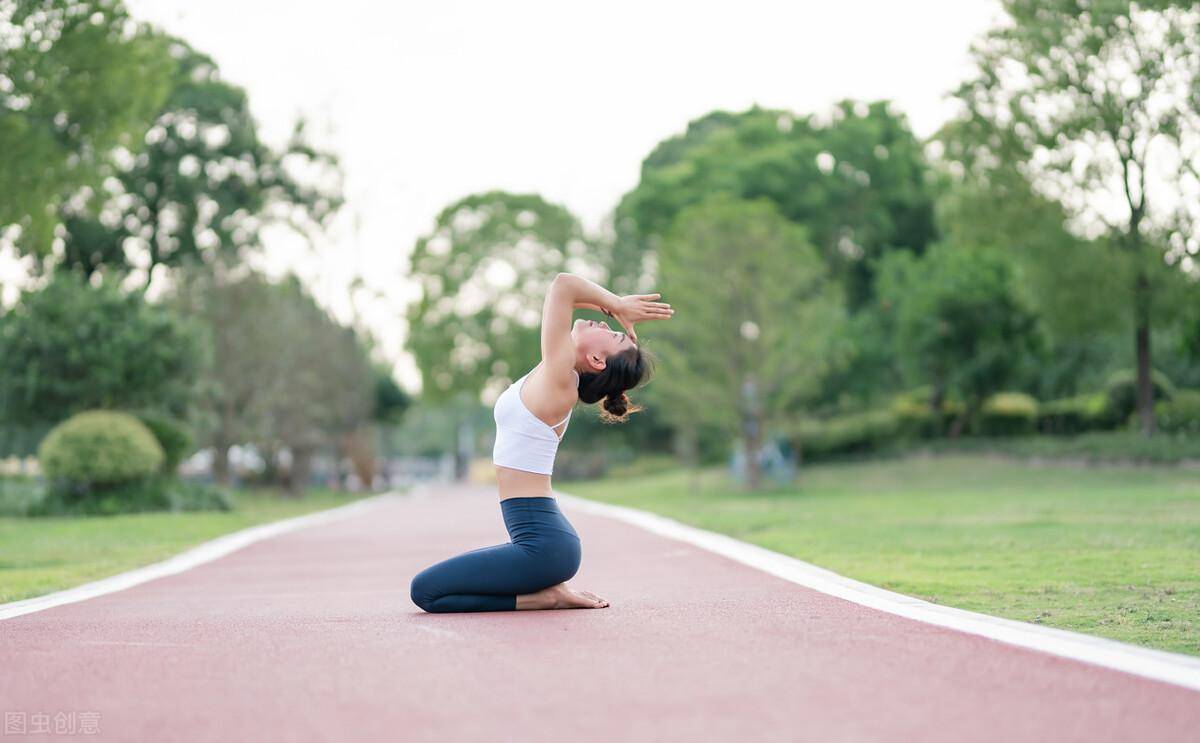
[2,483,1198,742]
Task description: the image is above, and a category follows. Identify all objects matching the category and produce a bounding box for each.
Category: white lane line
[78,640,190,647]
[411,623,463,639]
[0,491,402,622]
[555,489,1200,693]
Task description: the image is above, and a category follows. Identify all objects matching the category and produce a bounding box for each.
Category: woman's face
[572,318,636,369]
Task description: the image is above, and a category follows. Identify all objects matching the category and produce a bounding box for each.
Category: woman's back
[493,366,578,498]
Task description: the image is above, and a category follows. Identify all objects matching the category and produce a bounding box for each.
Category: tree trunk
[675,426,699,469]
[929,369,947,437]
[212,443,231,486]
[454,417,474,481]
[285,447,313,497]
[930,376,945,412]
[213,403,235,486]
[263,443,282,487]
[1134,268,1156,436]
[344,427,377,490]
[743,416,763,491]
[947,404,972,440]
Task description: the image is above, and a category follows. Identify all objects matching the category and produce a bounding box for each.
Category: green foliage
[1175,292,1200,386]
[1155,390,1200,436]
[29,475,163,516]
[791,409,901,460]
[944,1,1200,434]
[875,244,1045,413]
[372,364,411,423]
[163,480,233,513]
[613,103,938,307]
[38,410,164,485]
[651,196,847,436]
[1155,273,1200,391]
[0,422,54,458]
[595,453,682,480]
[133,411,193,474]
[1104,368,1176,425]
[552,449,609,481]
[890,430,1200,465]
[405,191,590,403]
[0,0,173,253]
[1037,392,1112,435]
[975,392,1038,436]
[927,162,1136,401]
[0,475,44,517]
[58,35,343,283]
[26,474,233,516]
[889,389,965,439]
[0,269,205,425]
[169,267,373,492]
[945,1,1200,254]
[254,275,374,444]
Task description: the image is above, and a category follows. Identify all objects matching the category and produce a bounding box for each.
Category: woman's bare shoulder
[521,363,579,418]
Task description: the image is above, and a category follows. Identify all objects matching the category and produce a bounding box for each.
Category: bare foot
[516,582,610,610]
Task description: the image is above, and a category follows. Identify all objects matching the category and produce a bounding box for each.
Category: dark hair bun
[602,391,629,419]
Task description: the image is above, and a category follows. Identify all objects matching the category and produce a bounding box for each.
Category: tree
[405,191,592,478]
[875,243,1045,437]
[652,197,847,490]
[170,266,373,493]
[0,267,205,426]
[253,276,373,495]
[946,0,1200,434]
[612,102,938,309]
[169,265,277,485]
[373,363,411,424]
[58,34,342,286]
[927,155,1134,398]
[340,362,411,490]
[0,0,172,253]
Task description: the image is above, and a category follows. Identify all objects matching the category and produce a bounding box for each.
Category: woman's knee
[545,535,582,584]
[409,569,439,613]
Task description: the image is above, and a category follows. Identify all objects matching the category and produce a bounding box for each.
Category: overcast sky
[115,0,1005,391]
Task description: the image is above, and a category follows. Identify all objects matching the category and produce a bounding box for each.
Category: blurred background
[1,0,1198,653]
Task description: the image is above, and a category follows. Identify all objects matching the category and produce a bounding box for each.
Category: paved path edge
[554,488,1200,693]
[4,482,1197,694]
[0,490,403,622]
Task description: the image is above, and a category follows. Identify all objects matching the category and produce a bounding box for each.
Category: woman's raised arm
[540,274,622,380]
[543,272,672,357]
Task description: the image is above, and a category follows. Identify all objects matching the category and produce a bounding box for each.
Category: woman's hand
[610,293,673,342]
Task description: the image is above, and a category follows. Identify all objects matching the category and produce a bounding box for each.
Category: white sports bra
[492,367,578,476]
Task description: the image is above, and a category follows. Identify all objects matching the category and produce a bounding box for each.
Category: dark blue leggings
[409,496,582,613]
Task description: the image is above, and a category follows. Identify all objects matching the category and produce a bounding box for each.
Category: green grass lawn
[0,487,380,605]
[561,455,1200,656]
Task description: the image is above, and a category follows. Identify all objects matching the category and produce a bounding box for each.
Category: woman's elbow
[551,272,578,294]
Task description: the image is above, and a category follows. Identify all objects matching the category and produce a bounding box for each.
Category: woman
[409,272,672,612]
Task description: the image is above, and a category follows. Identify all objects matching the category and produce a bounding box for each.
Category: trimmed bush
[1156,390,1200,436]
[794,408,902,459]
[1037,392,1111,435]
[1104,368,1176,426]
[975,392,1038,436]
[890,389,965,439]
[134,412,193,473]
[887,430,1200,464]
[38,410,164,485]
